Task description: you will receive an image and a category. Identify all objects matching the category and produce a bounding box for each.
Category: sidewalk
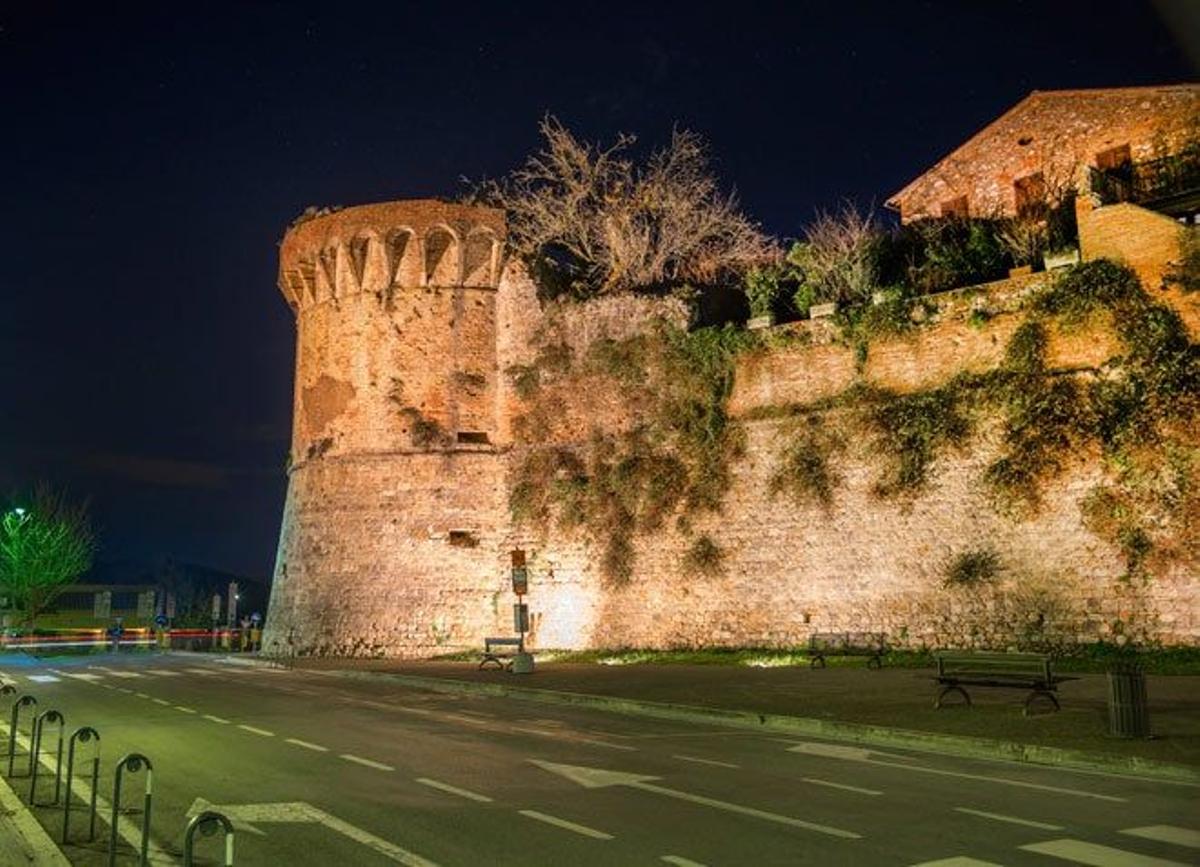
[288,657,1200,779]
[0,772,71,866]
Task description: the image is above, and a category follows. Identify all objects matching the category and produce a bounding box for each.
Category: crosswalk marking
[1121,826,1200,849]
[1020,838,1190,866]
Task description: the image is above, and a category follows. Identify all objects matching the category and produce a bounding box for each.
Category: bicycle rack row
[2,685,235,866]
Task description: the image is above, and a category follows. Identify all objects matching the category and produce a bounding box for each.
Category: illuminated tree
[0,487,95,628]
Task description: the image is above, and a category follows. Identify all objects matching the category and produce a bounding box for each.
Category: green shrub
[744,266,782,319]
[771,420,839,507]
[863,384,972,496]
[943,547,1002,586]
[1166,227,1200,293]
[683,534,725,576]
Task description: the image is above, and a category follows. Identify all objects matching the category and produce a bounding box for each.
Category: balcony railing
[1090,150,1200,215]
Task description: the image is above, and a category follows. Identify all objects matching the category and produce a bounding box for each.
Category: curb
[0,768,71,866]
[319,668,1200,785]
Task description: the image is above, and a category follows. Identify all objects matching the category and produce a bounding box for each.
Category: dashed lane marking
[1121,826,1200,849]
[202,715,230,724]
[115,687,133,694]
[802,778,882,796]
[152,698,171,706]
[61,672,104,682]
[26,675,60,683]
[134,692,151,699]
[662,857,708,867]
[143,669,181,677]
[954,807,1062,830]
[908,859,1004,867]
[674,755,739,769]
[415,777,492,802]
[1020,838,1190,866]
[184,668,220,676]
[237,724,275,737]
[173,706,197,714]
[519,810,613,840]
[285,738,328,752]
[339,754,394,771]
[509,725,637,751]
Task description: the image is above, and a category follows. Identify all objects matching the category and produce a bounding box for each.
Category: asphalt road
[0,652,1196,867]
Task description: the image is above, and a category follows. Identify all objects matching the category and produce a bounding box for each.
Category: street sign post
[510,551,534,674]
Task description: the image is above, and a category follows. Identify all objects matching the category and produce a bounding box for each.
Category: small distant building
[886,84,1200,223]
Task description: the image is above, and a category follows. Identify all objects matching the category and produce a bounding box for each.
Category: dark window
[1014,172,1047,218]
[456,431,490,445]
[1095,144,1132,172]
[940,195,969,218]
[448,530,479,548]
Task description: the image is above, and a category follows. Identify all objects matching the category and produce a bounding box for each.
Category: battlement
[278,200,506,311]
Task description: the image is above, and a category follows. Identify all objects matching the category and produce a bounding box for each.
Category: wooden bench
[479,637,523,670]
[808,632,886,669]
[934,651,1077,714]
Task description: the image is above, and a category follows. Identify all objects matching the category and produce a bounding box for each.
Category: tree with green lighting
[0,487,95,629]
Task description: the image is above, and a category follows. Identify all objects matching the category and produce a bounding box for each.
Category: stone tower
[264,200,512,657]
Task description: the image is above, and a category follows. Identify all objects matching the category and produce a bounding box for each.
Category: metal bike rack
[63,726,100,844]
[29,708,65,804]
[108,753,153,867]
[7,694,37,777]
[183,810,235,866]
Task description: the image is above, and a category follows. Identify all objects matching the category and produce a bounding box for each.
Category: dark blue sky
[1,1,1195,578]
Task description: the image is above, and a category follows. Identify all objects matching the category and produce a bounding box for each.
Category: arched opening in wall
[463,229,497,286]
[316,247,338,294]
[348,234,372,285]
[387,228,421,286]
[424,226,460,286]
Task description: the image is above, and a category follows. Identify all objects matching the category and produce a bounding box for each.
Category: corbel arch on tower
[386,227,421,287]
[423,224,462,286]
[463,226,500,287]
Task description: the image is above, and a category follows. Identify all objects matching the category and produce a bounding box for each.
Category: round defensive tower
[264,200,512,657]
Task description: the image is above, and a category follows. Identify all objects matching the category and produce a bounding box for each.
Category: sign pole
[510,550,533,675]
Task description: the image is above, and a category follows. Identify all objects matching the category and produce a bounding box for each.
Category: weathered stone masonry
[265,199,1199,657]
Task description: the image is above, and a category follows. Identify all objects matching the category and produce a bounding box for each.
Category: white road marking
[340,754,394,771]
[135,692,151,699]
[284,734,328,749]
[1020,838,1190,866]
[104,671,143,679]
[788,745,1127,803]
[27,675,60,683]
[802,777,882,796]
[187,798,438,865]
[661,857,708,867]
[62,672,104,682]
[955,807,1061,830]
[184,668,220,675]
[443,713,489,726]
[1122,826,1200,849]
[509,725,636,751]
[237,724,275,737]
[415,777,492,802]
[144,669,181,677]
[674,754,740,769]
[115,687,133,694]
[909,859,1003,867]
[203,715,231,724]
[152,698,171,706]
[530,760,860,839]
[519,809,613,840]
[173,706,197,714]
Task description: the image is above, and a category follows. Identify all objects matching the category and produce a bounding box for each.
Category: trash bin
[1107,660,1150,738]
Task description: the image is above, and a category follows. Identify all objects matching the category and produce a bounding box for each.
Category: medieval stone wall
[267,199,1199,657]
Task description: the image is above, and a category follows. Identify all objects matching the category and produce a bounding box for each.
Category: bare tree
[482,117,776,293]
[0,487,95,628]
[796,203,880,305]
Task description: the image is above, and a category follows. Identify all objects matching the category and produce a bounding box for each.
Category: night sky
[2,2,1196,580]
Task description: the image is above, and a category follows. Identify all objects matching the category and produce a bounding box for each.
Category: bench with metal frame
[808,632,887,669]
[479,637,523,670]
[934,651,1076,714]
